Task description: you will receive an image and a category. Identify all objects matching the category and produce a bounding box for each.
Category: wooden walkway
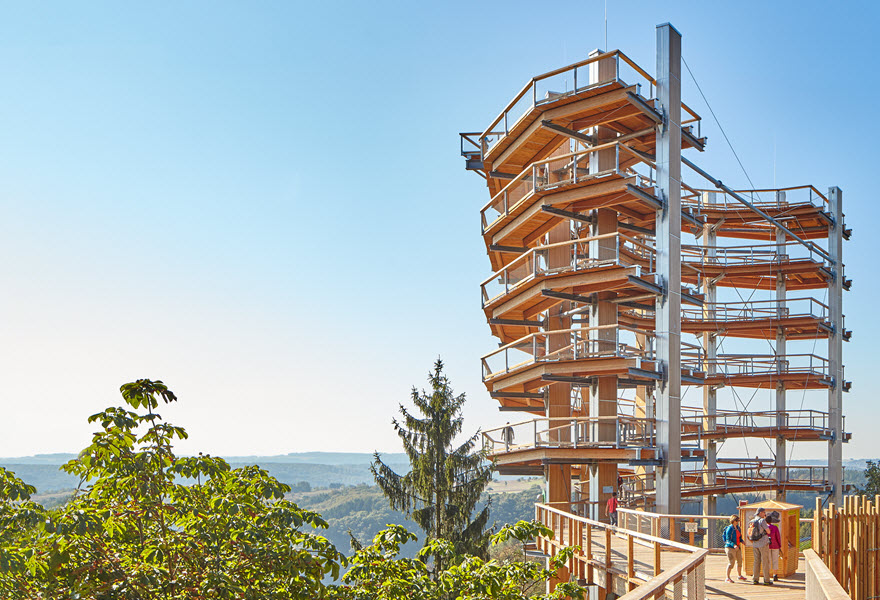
[703,555,805,600]
[591,532,807,600]
[536,504,809,600]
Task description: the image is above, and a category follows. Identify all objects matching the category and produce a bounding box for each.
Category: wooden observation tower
[460,23,850,522]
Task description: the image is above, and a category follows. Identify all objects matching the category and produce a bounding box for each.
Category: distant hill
[3,452,871,495]
[0,453,78,465]
[224,452,409,466]
[0,451,411,494]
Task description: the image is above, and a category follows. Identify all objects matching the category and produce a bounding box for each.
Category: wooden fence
[812,495,878,600]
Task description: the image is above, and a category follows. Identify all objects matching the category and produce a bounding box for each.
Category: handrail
[535,503,708,600]
[480,322,662,381]
[538,502,699,554]
[478,139,658,233]
[681,240,830,267]
[690,184,829,205]
[805,549,852,600]
[481,138,631,213]
[478,231,623,288]
[616,550,709,600]
[482,415,658,454]
[480,323,648,361]
[478,50,703,158]
[682,353,829,377]
[680,408,835,430]
[617,507,728,521]
[480,50,627,141]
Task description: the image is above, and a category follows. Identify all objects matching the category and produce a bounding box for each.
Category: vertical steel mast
[654,23,683,515]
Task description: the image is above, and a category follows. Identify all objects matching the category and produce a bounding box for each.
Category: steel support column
[701,192,717,529]
[654,23,682,516]
[775,190,788,500]
[828,187,844,504]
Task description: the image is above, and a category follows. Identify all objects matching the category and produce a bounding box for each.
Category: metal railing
[681,239,831,269]
[680,408,840,437]
[682,352,829,380]
[620,464,836,502]
[482,416,657,455]
[475,50,702,160]
[684,184,830,211]
[480,324,654,380]
[617,508,729,549]
[480,232,654,307]
[479,140,656,232]
[681,296,829,323]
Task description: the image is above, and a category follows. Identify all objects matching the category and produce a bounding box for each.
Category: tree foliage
[861,460,880,497]
[0,378,579,599]
[371,359,493,565]
[334,520,587,600]
[0,379,343,599]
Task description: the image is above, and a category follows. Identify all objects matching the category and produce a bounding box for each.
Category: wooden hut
[740,499,801,578]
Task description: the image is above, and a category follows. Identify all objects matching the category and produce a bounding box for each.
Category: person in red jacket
[606,492,618,526]
[767,514,782,581]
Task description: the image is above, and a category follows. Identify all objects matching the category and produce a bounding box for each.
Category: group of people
[722,507,784,585]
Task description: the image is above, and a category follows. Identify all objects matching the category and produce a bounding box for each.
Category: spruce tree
[371,359,493,568]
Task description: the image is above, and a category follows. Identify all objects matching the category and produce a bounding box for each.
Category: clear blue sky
[0,1,876,461]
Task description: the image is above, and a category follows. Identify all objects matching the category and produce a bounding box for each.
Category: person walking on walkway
[606,492,618,526]
[748,507,772,585]
[723,515,747,583]
[767,514,782,582]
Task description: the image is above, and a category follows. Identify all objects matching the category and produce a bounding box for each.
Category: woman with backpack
[722,515,747,583]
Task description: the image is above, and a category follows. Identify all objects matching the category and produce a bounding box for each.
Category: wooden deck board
[565,527,807,600]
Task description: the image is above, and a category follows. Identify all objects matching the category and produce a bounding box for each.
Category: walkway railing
[536,502,707,600]
[617,507,730,549]
[621,464,835,501]
[479,140,656,232]
[482,416,657,456]
[473,50,701,160]
[681,353,829,380]
[681,239,831,269]
[684,184,829,211]
[480,232,654,307]
[680,409,839,438]
[680,297,829,323]
[480,324,655,380]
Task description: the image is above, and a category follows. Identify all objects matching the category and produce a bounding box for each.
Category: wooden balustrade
[536,503,707,600]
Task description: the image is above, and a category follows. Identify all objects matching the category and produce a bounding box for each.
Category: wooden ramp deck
[589,528,806,600]
[704,555,805,600]
[536,503,809,600]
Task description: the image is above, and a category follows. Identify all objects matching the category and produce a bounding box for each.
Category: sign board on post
[684,522,699,533]
[603,486,613,494]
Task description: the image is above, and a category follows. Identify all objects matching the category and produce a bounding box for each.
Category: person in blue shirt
[723,515,746,583]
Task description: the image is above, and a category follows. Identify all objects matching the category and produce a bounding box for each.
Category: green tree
[335,520,586,600]
[861,460,880,496]
[371,359,493,567]
[0,379,344,599]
